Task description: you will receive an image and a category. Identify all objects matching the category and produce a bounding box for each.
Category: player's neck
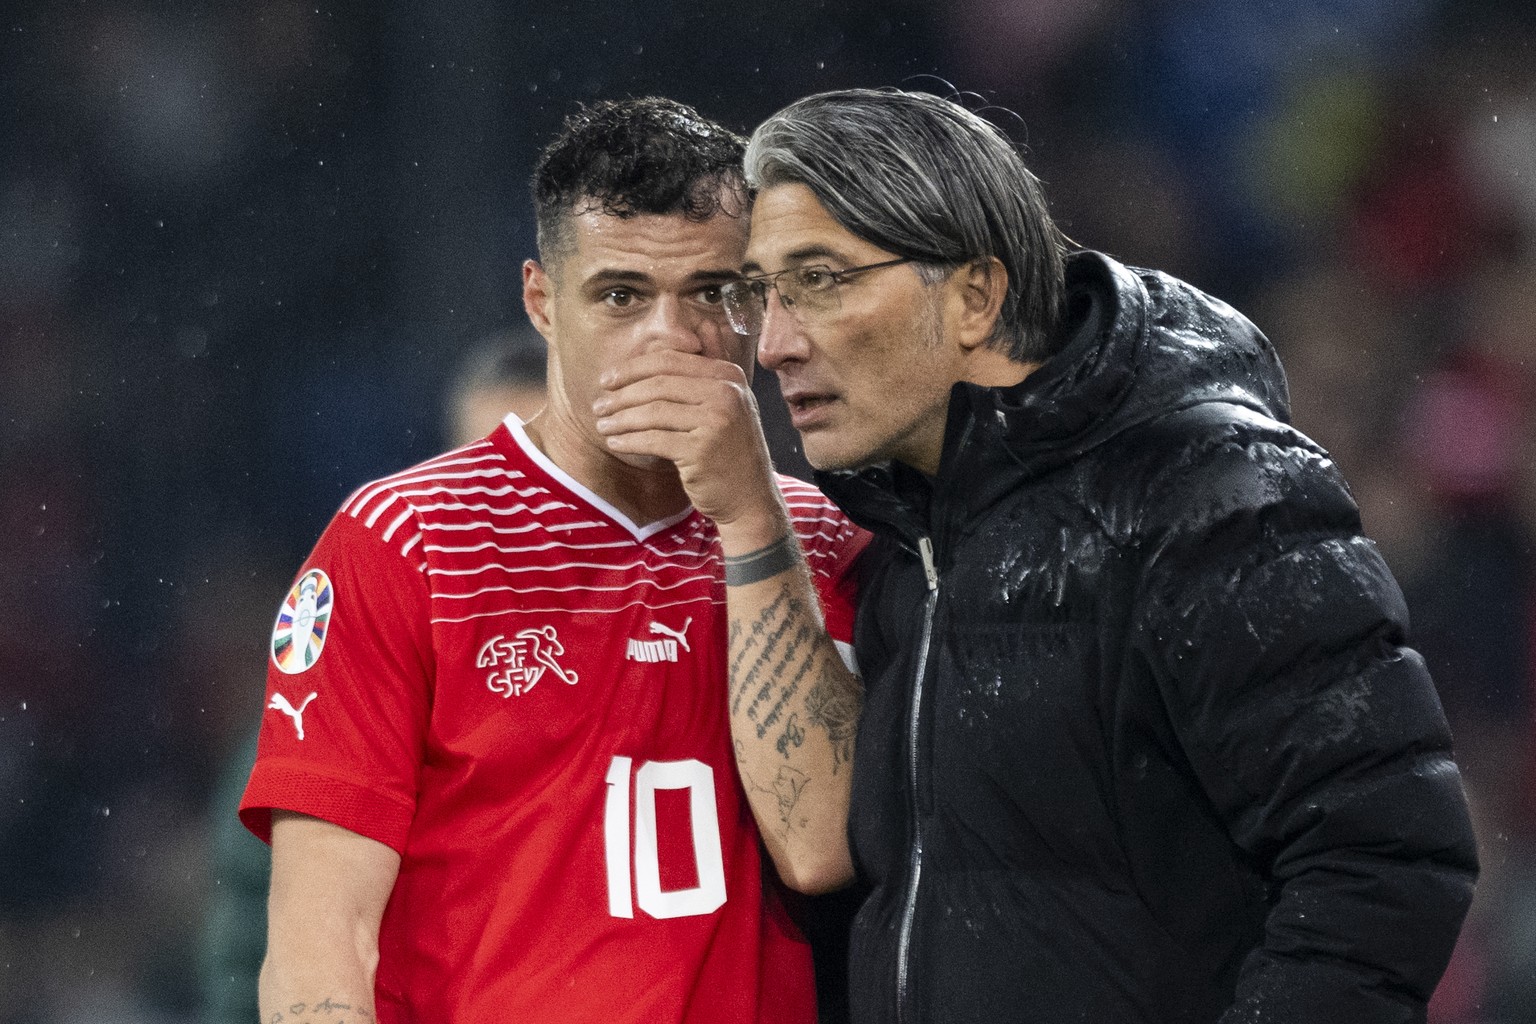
[521,412,692,526]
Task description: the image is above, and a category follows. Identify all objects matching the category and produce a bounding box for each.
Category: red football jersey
[241,417,867,1023]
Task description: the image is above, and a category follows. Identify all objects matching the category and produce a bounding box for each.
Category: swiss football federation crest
[478,626,579,697]
[272,569,333,675]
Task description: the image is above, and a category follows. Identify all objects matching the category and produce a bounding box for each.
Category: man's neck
[519,411,692,527]
[963,346,1039,389]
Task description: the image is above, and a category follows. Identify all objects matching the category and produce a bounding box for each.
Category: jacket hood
[815,250,1292,534]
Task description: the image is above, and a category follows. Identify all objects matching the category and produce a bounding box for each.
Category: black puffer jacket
[817,252,1478,1024]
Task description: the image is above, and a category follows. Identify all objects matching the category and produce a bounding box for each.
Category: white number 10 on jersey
[604,756,727,920]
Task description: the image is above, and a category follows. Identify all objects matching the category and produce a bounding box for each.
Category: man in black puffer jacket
[716,88,1478,1024]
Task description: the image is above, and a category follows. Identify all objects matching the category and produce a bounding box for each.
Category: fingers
[594,372,753,421]
[591,347,779,531]
[599,348,748,393]
[600,426,698,463]
[594,397,730,442]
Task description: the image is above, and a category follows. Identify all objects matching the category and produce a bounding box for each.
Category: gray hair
[745,88,1067,362]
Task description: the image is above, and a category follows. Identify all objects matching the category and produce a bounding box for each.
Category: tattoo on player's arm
[731,581,862,770]
[732,586,809,713]
[730,589,789,715]
[268,1000,373,1023]
[752,622,813,739]
[775,712,806,757]
[804,659,861,772]
[742,762,811,835]
[732,593,804,725]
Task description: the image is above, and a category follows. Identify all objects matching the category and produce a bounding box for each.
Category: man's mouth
[782,391,837,428]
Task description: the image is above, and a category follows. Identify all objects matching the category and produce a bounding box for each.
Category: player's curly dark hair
[532,97,748,267]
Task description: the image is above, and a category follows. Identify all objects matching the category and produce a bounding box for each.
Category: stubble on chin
[609,449,678,474]
[799,431,868,474]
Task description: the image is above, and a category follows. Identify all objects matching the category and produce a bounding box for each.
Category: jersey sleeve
[779,475,871,647]
[239,501,434,854]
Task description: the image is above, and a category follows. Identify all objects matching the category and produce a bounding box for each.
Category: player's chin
[609,447,678,474]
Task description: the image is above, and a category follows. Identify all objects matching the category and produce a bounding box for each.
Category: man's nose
[755,295,807,371]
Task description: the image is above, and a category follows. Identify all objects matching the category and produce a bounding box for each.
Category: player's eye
[602,288,636,308]
[696,284,725,306]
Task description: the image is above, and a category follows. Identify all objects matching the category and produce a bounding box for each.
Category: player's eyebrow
[583,267,740,295]
[742,245,850,276]
[584,269,653,291]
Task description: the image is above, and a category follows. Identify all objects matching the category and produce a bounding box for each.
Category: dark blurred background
[2,0,1535,1020]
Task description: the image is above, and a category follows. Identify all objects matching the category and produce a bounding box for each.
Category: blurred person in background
[444,329,550,443]
[237,98,867,1023]
[722,87,1478,1024]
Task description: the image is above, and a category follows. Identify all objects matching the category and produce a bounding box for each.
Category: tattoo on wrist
[723,534,799,587]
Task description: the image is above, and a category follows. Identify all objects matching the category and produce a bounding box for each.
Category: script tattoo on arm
[730,585,859,763]
[266,999,374,1024]
[729,578,864,841]
[722,530,862,890]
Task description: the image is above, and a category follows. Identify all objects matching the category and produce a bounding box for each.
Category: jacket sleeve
[1133,412,1477,1024]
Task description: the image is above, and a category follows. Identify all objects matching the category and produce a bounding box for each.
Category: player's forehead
[563,206,748,289]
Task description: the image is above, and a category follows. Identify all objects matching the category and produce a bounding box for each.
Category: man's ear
[523,259,555,338]
[951,256,1009,352]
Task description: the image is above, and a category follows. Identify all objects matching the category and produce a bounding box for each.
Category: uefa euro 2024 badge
[272,568,333,675]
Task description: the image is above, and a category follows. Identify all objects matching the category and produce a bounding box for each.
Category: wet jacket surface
[816,251,1478,1024]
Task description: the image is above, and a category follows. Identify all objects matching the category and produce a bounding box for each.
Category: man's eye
[602,289,635,307]
[795,267,835,291]
[697,285,725,305]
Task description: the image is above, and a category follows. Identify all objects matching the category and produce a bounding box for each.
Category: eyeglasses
[720,257,915,336]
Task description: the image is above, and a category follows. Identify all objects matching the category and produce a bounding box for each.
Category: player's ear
[523,259,555,339]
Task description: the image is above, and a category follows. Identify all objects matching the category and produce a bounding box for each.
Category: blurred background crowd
[2,0,1534,1020]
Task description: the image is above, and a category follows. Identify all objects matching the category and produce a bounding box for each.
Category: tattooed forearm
[724,543,860,885]
[732,584,853,754]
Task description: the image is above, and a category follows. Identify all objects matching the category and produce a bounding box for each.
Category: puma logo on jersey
[269,691,317,740]
[627,617,693,663]
[649,617,692,651]
[478,626,579,698]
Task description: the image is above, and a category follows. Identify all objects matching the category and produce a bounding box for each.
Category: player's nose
[640,295,706,357]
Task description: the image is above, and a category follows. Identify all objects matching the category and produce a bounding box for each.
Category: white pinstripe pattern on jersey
[335,421,860,623]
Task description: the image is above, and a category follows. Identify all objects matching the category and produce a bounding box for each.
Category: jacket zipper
[896,535,941,1024]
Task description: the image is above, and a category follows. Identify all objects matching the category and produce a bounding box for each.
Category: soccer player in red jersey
[242,98,868,1023]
